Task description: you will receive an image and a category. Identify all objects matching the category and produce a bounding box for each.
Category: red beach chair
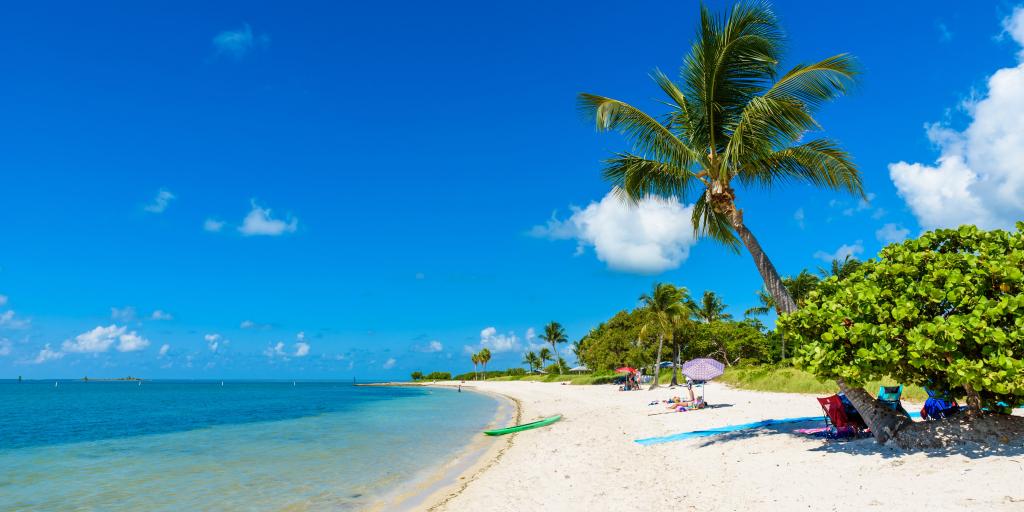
[816,395,859,438]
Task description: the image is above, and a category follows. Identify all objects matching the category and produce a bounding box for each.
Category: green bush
[780,224,1024,411]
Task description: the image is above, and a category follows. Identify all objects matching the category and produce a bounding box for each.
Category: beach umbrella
[681,358,724,381]
[615,367,637,373]
[658,361,675,368]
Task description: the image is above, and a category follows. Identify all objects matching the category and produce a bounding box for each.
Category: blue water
[0,380,501,510]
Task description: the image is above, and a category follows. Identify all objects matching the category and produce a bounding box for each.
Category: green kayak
[483,414,562,436]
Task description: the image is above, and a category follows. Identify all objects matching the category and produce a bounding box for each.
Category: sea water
[0,380,500,510]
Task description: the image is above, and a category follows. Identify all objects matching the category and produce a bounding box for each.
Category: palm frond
[682,1,783,156]
[766,54,858,110]
[735,138,863,196]
[577,94,698,170]
[602,154,695,204]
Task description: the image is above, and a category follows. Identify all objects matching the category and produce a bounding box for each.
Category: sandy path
[430,381,1024,512]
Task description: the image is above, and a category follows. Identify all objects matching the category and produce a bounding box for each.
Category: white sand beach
[423,381,1024,512]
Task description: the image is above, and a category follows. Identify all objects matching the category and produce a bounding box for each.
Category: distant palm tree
[522,351,540,372]
[538,347,553,370]
[818,255,862,280]
[639,283,691,390]
[479,348,491,377]
[690,291,733,323]
[746,270,820,316]
[539,321,568,374]
[470,353,479,380]
[570,339,584,365]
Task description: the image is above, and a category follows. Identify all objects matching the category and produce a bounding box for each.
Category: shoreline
[367,383,521,511]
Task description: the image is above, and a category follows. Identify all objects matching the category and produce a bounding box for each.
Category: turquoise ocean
[0,380,501,510]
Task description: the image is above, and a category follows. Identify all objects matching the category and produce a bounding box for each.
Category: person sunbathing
[664,386,698,409]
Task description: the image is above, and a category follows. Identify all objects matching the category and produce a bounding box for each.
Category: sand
[421,380,1024,512]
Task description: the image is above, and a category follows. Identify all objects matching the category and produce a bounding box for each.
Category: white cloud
[876,223,910,245]
[296,331,305,342]
[0,338,10,356]
[213,23,269,60]
[530,190,696,274]
[61,324,149,353]
[383,357,397,369]
[0,310,29,329]
[203,218,225,232]
[238,200,298,236]
[151,310,173,321]
[158,344,170,357]
[0,295,7,307]
[414,339,444,353]
[117,332,150,352]
[294,342,310,357]
[464,326,522,354]
[111,306,136,322]
[240,319,271,330]
[263,341,288,358]
[205,333,222,352]
[144,188,175,213]
[33,344,63,364]
[62,325,124,353]
[1006,6,1024,56]
[813,241,864,263]
[793,208,805,229]
[889,8,1024,231]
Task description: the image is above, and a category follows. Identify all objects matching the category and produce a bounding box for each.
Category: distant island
[81,376,143,382]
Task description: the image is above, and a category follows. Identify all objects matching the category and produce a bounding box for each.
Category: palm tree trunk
[551,342,562,374]
[649,333,664,390]
[730,219,798,315]
[838,379,913,443]
[670,345,680,387]
[724,199,908,443]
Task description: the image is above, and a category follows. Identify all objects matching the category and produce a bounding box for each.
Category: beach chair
[877,385,908,414]
[816,395,860,438]
[922,387,960,420]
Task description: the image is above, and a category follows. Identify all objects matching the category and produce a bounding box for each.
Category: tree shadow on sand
[690,418,1024,460]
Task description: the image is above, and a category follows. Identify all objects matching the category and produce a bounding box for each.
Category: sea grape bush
[780,224,1024,411]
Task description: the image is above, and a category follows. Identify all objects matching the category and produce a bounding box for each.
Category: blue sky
[2,1,1024,379]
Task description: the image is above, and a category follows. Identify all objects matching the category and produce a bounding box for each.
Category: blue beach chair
[922,387,960,420]
[877,385,908,414]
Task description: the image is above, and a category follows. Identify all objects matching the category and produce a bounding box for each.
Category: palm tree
[538,347,553,370]
[818,255,861,280]
[638,283,691,390]
[470,353,479,380]
[570,339,584,365]
[539,321,568,374]
[479,348,491,377]
[579,1,908,442]
[522,351,539,372]
[744,269,818,359]
[690,291,733,323]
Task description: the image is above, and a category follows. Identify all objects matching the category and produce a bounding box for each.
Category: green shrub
[780,224,1024,411]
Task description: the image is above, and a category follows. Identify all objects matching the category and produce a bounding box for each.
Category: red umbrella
[615,367,637,373]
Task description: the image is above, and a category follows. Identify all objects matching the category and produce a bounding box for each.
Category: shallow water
[0,380,499,510]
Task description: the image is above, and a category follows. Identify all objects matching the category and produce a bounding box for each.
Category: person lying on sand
[664,385,697,409]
